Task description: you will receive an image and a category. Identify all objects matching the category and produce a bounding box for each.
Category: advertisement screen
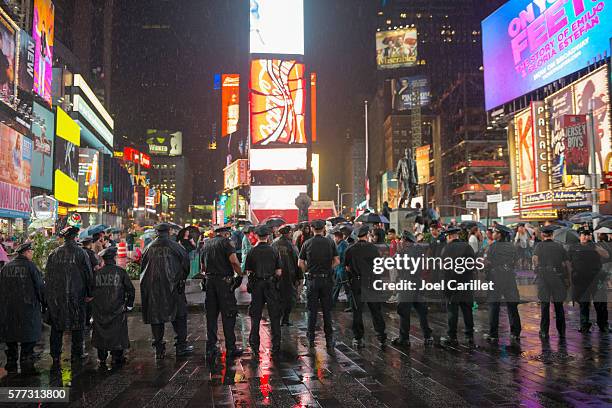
[32,0,54,105]
[31,102,54,190]
[376,28,417,69]
[221,74,239,137]
[18,29,35,92]
[78,148,100,206]
[514,108,535,193]
[223,159,248,190]
[250,0,304,55]
[249,148,307,171]
[146,129,183,156]
[415,144,430,184]
[391,75,430,111]
[54,107,80,205]
[250,59,306,146]
[0,124,32,218]
[482,0,612,110]
[563,115,589,175]
[547,86,576,189]
[0,11,17,107]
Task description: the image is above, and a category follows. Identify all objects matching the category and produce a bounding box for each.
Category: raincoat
[92,260,135,350]
[0,254,45,343]
[140,233,189,324]
[45,240,93,330]
[272,235,302,293]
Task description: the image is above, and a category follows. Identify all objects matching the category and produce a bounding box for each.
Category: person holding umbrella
[532,225,570,339]
[483,224,521,344]
[568,227,609,333]
[0,243,45,374]
[331,227,352,312]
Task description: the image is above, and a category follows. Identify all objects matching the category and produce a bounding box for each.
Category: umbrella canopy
[78,229,90,240]
[553,227,579,244]
[264,217,287,228]
[236,219,252,226]
[554,220,574,228]
[355,213,389,224]
[166,222,182,230]
[460,221,487,231]
[597,218,612,229]
[569,212,601,224]
[327,216,347,225]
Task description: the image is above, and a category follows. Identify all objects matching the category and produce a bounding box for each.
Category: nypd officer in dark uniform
[532,225,570,339]
[244,225,283,356]
[345,225,387,348]
[299,219,339,351]
[568,227,609,333]
[81,236,99,329]
[201,226,244,360]
[440,225,476,347]
[392,230,433,347]
[272,224,301,326]
[0,243,45,374]
[484,224,521,343]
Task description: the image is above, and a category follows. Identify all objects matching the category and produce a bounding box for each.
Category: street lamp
[335,184,341,212]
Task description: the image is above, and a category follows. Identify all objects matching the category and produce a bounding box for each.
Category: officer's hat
[98,246,118,259]
[80,236,94,245]
[541,225,560,235]
[154,223,171,232]
[255,224,272,237]
[310,219,326,230]
[60,226,80,239]
[214,226,231,234]
[278,224,292,234]
[15,242,32,254]
[356,224,370,238]
[401,230,416,242]
[578,227,593,235]
[446,226,461,235]
[493,224,512,235]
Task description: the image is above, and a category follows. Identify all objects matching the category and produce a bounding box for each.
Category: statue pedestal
[390,208,419,234]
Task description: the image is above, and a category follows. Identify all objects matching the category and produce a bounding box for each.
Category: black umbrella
[327,216,347,225]
[460,221,487,231]
[355,213,388,224]
[553,227,579,244]
[597,218,612,229]
[264,217,287,228]
[569,212,601,224]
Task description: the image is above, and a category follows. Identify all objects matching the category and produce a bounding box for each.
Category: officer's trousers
[447,302,474,339]
[50,327,84,358]
[205,276,238,353]
[540,302,565,335]
[249,279,281,351]
[5,342,36,364]
[151,315,187,348]
[397,302,432,340]
[579,302,608,330]
[489,302,521,337]
[306,276,334,342]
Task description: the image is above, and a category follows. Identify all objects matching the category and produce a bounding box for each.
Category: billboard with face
[78,148,100,206]
[31,102,54,190]
[376,28,417,69]
[482,0,612,110]
[221,74,239,137]
[250,59,306,146]
[250,0,304,55]
[0,124,32,218]
[0,10,17,107]
[32,0,54,105]
[146,129,183,156]
[391,75,430,111]
[54,107,80,205]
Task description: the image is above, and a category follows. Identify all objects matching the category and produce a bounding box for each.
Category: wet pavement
[0,301,610,407]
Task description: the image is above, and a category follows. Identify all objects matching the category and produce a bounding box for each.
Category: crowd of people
[0,215,610,375]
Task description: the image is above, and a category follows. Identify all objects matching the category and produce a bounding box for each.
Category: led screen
[250,185,307,209]
[250,0,304,55]
[514,107,535,194]
[54,107,80,205]
[146,129,183,156]
[221,74,240,137]
[376,28,417,69]
[0,124,32,218]
[0,11,17,107]
[249,148,307,171]
[31,102,54,190]
[250,59,306,146]
[32,0,54,105]
[482,0,612,110]
[391,76,430,111]
[78,148,100,206]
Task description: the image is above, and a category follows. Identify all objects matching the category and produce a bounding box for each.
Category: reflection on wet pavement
[0,302,610,407]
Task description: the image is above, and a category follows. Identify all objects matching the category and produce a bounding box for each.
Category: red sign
[221,74,239,137]
[563,115,589,175]
[124,147,138,162]
[140,153,151,168]
[124,147,151,169]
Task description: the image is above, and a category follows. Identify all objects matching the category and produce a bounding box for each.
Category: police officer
[426,221,446,304]
[299,219,339,351]
[345,225,387,348]
[45,226,94,364]
[141,223,193,359]
[245,225,283,356]
[331,227,352,311]
[201,226,244,360]
[568,227,609,333]
[272,224,301,326]
[392,231,433,347]
[0,243,45,374]
[484,224,521,343]
[440,226,476,347]
[92,246,135,368]
[532,225,570,339]
[81,236,100,329]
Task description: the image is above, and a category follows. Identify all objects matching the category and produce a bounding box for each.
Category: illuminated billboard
[376,28,417,69]
[514,107,535,194]
[249,148,307,171]
[250,59,306,146]
[221,74,239,137]
[391,76,430,111]
[146,129,183,156]
[482,0,612,110]
[31,102,54,190]
[250,185,307,222]
[32,0,54,105]
[0,124,32,218]
[78,148,100,206]
[250,0,304,55]
[0,10,17,108]
[223,159,248,190]
[54,107,80,205]
[18,29,35,93]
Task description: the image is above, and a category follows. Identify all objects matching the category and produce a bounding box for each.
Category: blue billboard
[31,102,54,190]
[482,0,612,110]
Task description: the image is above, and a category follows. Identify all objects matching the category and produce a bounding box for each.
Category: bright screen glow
[250,59,306,146]
[482,0,612,110]
[250,185,307,209]
[250,148,308,171]
[250,0,304,55]
[32,0,54,105]
[376,28,417,69]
